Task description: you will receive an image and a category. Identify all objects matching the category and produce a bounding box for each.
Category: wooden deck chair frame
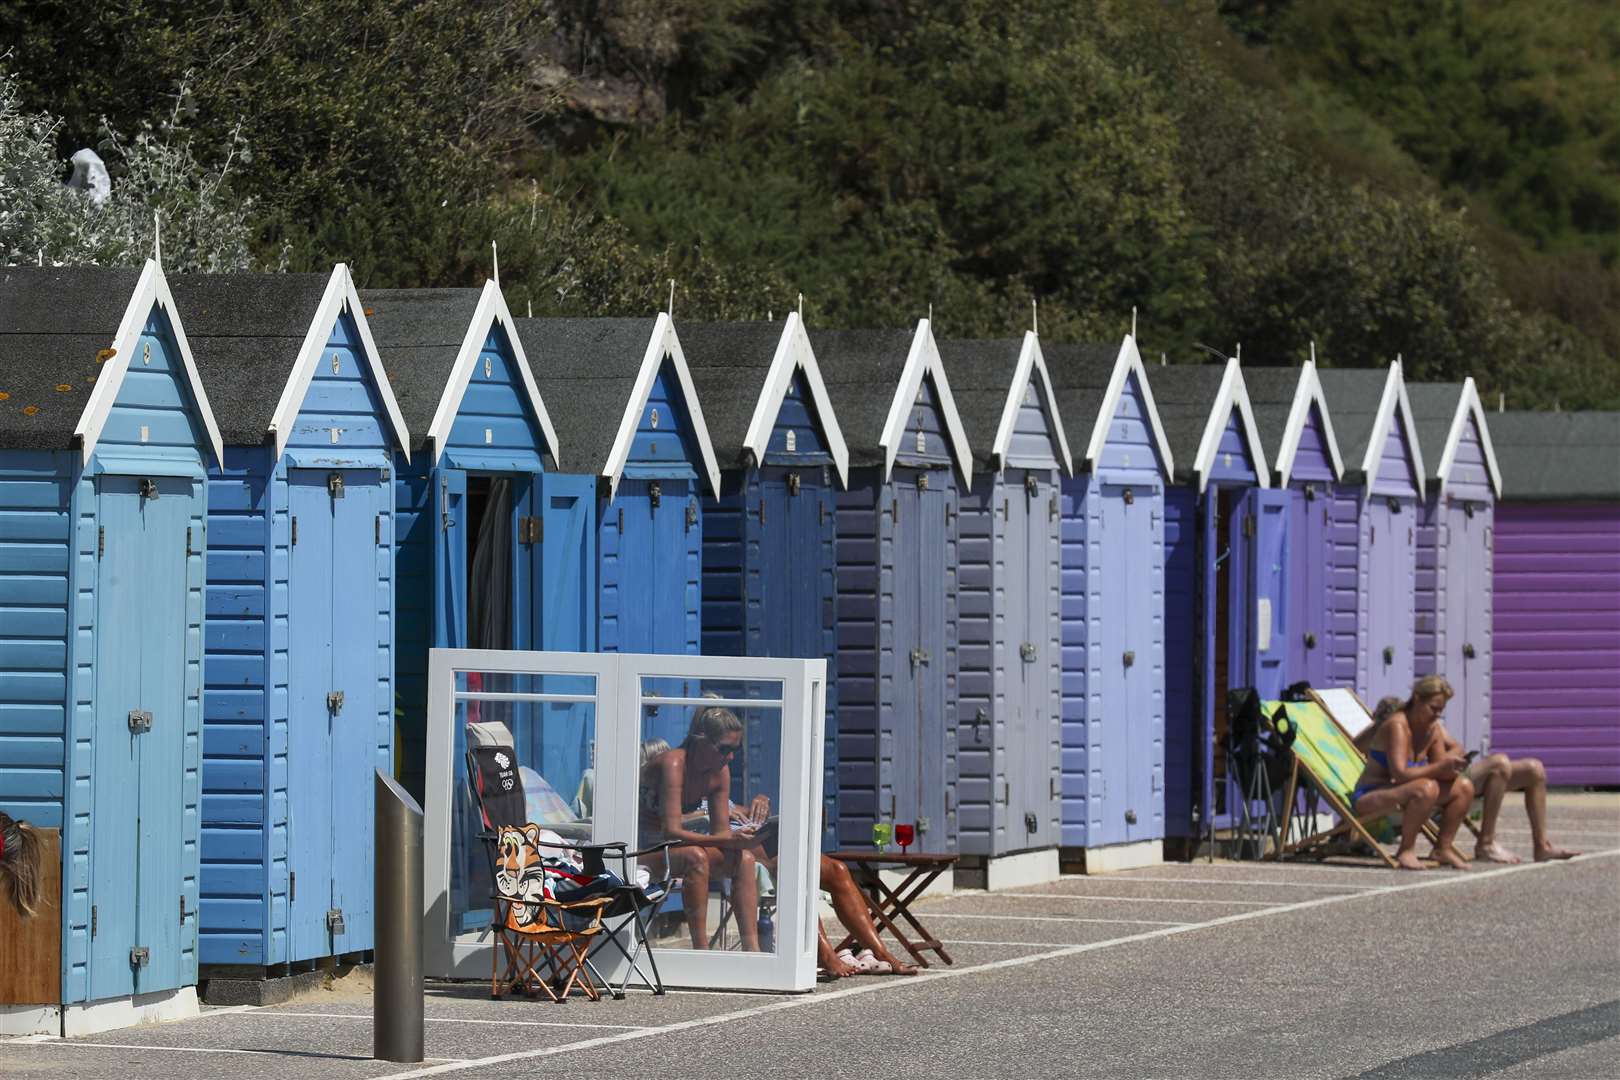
[1267,701,1402,870]
[1306,687,1484,847]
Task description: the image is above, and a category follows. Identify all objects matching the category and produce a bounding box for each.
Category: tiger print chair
[488,823,613,1002]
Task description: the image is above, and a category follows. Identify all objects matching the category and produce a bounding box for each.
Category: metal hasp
[1124,809,1138,825]
[1019,641,1037,663]
[909,647,931,673]
[327,690,345,714]
[1024,811,1038,834]
[328,472,345,498]
[1122,650,1135,668]
[1463,643,1477,659]
[127,709,153,733]
[1304,632,1317,649]
[327,909,347,936]
[1382,645,1395,665]
[786,472,801,496]
[129,946,150,968]
[374,769,424,1063]
[138,477,159,500]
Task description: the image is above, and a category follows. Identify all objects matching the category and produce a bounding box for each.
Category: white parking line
[254,1011,652,1031]
[924,912,1190,926]
[1019,876,1375,890]
[942,940,1089,948]
[370,848,1620,1080]
[984,892,1279,906]
[8,1039,463,1062]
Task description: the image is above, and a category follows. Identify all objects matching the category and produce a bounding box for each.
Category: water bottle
[757,908,775,952]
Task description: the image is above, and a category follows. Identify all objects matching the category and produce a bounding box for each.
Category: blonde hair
[1405,675,1454,714]
[684,702,744,750]
[1372,696,1404,726]
[0,812,43,919]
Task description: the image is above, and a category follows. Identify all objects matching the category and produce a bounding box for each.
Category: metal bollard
[374,769,425,1063]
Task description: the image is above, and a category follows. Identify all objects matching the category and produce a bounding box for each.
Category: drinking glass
[895,823,915,854]
[871,821,892,850]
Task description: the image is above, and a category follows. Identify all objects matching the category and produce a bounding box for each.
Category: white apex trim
[1360,361,1426,501]
[1435,376,1502,500]
[1082,335,1174,480]
[1273,359,1346,487]
[600,314,723,499]
[73,259,225,467]
[1192,357,1272,493]
[266,264,412,462]
[740,312,852,488]
[990,332,1074,476]
[877,319,974,486]
[426,279,559,469]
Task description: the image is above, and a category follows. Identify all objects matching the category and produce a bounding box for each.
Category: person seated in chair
[639,705,768,949]
[1421,726,1579,865]
[1350,676,1476,870]
[815,855,917,977]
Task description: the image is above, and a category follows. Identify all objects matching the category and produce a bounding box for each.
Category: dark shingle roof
[0,266,143,448]
[362,288,483,451]
[1045,342,1123,464]
[1487,411,1620,501]
[676,321,789,469]
[1316,367,1393,480]
[808,328,921,468]
[516,317,661,477]
[169,273,331,445]
[1405,382,1467,487]
[1241,366,1308,470]
[1137,362,1231,483]
[937,338,1023,470]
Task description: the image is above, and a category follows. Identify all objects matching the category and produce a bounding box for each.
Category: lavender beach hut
[815,322,972,854]
[1048,338,1174,870]
[1410,379,1501,757]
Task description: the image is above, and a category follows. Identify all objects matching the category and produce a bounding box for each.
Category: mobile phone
[1461,750,1479,767]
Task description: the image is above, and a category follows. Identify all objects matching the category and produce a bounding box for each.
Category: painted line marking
[7,1039,464,1062]
[974,892,1280,906]
[254,1011,652,1031]
[1029,876,1376,890]
[941,939,1106,948]
[923,912,1191,926]
[370,848,1620,1080]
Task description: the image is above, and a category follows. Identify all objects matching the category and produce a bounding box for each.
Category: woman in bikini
[1351,676,1476,871]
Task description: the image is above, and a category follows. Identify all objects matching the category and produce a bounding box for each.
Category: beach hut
[1152,358,1281,844]
[1047,338,1175,869]
[170,266,410,974]
[939,333,1068,882]
[1244,360,1354,694]
[682,316,848,847]
[814,321,973,854]
[1316,363,1426,702]
[0,262,222,1035]
[1409,379,1501,756]
[1485,411,1619,785]
[362,283,560,803]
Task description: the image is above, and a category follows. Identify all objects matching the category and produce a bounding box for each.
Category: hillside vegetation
[1,0,1614,407]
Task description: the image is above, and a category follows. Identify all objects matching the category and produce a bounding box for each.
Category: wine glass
[871,821,892,851]
[895,823,915,854]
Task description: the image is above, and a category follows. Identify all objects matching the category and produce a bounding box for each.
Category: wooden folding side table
[826,850,958,968]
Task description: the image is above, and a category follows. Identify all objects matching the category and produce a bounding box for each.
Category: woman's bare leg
[819,856,917,974]
[727,846,763,951]
[1429,777,1475,869]
[1506,758,1579,861]
[672,847,712,948]
[1354,779,1439,871]
[1469,755,1520,863]
[817,920,855,977]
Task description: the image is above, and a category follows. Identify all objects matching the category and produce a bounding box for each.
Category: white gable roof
[1273,358,1346,487]
[1434,376,1503,499]
[742,312,851,488]
[878,318,975,486]
[1361,360,1428,501]
[1082,334,1175,480]
[73,258,225,467]
[1193,357,1272,492]
[267,263,411,461]
[427,279,558,469]
[990,332,1074,475]
[601,313,723,499]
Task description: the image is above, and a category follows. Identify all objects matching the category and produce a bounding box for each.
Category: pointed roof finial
[1310,340,1317,366]
[1161,352,1167,367]
[668,279,675,319]
[1131,306,1137,339]
[153,211,163,268]
[927,302,933,325]
[527,299,533,318]
[491,240,499,285]
[1498,391,1505,413]
[1235,343,1242,363]
[798,292,804,319]
[768,309,773,322]
[1032,298,1038,336]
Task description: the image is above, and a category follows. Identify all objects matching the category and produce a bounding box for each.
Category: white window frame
[424,648,825,992]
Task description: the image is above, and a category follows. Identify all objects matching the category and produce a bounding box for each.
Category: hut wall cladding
[73,309,208,1003]
[1492,501,1620,785]
[1061,370,1166,850]
[1415,411,1495,755]
[1356,412,1421,701]
[200,310,396,969]
[1283,404,1358,692]
[599,363,703,656]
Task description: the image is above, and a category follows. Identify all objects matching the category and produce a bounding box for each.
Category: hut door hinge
[1002,497,1009,521]
[685,500,698,531]
[91,905,97,938]
[327,472,345,498]
[180,895,186,925]
[327,690,345,714]
[128,709,153,733]
[185,527,194,557]
[375,514,381,545]
[289,871,295,901]
[97,526,105,558]
[1049,494,1058,521]
[616,508,624,534]
[819,501,827,526]
[327,909,346,936]
[291,516,298,547]
[129,946,150,969]
[787,472,801,496]
[758,498,766,525]
[1243,514,1256,538]
[519,516,541,544]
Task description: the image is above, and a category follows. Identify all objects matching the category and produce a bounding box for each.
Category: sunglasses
[707,737,741,759]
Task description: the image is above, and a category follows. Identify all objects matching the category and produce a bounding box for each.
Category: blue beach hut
[814,321,974,854]
[171,266,410,974]
[1317,363,1427,702]
[1245,360,1354,695]
[362,283,560,802]
[1047,338,1175,869]
[0,262,223,1034]
[682,315,849,847]
[1153,358,1283,846]
[940,333,1070,882]
[1410,378,1500,755]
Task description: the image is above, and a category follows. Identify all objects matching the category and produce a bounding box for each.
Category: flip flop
[853,948,893,974]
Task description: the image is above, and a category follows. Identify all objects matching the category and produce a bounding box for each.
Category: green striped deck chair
[1263,699,1400,869]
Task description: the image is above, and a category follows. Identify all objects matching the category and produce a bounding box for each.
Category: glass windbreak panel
[636,677,785,955]
[450,670,598,936]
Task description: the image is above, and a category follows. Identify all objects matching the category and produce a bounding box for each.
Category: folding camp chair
[485,824,613,1002]
[1265,699,1403,869]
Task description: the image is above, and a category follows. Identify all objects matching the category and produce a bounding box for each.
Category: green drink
[872,822,893,850]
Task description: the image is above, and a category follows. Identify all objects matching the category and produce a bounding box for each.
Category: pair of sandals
[834,947,893,974]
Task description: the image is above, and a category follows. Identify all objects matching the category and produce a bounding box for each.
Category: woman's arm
[655,755,750,848]
[1385,717,1464,782]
